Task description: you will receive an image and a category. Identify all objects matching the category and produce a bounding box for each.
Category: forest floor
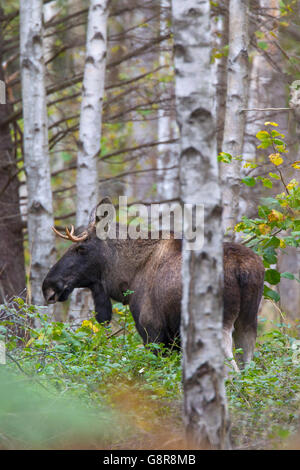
[0,299,299,450]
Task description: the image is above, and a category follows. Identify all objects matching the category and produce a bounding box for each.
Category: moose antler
[52,225,88,242]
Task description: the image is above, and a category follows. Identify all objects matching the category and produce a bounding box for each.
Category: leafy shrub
[227,320,300,449]
[0,300,299,449]
[218,122,300,303]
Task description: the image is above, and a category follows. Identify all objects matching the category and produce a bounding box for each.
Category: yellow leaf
[268,210,284,222]
[291,161,300,169]
[82,320,99,333]
[113,307,123,315]
[264,121,278,126]
[286,179,299,191]
[279,239,286,248]
[259,224,271,234]
[234,222,245,232]
[279,199,288,207]
[269,153,283,166]
[25,338,34,347]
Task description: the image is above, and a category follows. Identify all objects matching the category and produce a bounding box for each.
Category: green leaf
[242,176,256,187]
[256,130,270,141]
[271,130,285,138]
[265,269,281,285]
[217,152,232,163]
[280,272,295,280]
[258,41,268,50]
[262,178,273,188]
[263,247,278,265]
[269,172,280,180]
[263,285,280,302]
[258,206,270,218]
[264,236,281,248]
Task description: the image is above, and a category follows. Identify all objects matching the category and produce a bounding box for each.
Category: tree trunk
[156,0,179,204]
[220,0,249,240]
[0,11,25,303]
[69,0,109,322]
[212,5,229,156]
[20,0,56,306]
[172,0,231,449]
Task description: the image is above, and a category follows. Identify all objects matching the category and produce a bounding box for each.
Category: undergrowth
[0,298,299,449]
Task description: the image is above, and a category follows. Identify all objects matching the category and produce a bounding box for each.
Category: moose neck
[98,233,180,303]
[98,236,159,300]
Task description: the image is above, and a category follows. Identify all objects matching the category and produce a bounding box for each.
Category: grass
[0,298,299,449]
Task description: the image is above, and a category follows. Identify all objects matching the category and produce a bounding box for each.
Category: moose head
[42,198,114,323]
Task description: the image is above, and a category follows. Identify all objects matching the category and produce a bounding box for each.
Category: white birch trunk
[43,1,59,64]
[20,0,56,307]
[220,0,249,240]
[69,0,109,321]
[155,0,179,232]
[211,9,228,155]
[76,0,109,226]
[172,0,231,449]
[157,0,179,202]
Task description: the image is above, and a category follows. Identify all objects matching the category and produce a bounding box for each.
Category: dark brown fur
[43,220,264,368]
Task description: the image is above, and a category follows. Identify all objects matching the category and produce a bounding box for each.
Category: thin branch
[242,107,291,112]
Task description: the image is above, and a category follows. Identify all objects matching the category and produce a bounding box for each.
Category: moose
[42,198,265,371]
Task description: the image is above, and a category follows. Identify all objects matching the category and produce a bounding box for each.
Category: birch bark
[211,7,228,155]
[76,0,109,227]
[157,0,179,203]
[20,0,55,306]
[220,0,249,240]
[69,0,109,321]
[172,0,231,449]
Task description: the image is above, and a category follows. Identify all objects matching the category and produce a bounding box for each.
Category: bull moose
[42,198,265,371]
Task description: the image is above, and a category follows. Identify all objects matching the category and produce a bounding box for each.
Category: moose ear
[89,197,113,226]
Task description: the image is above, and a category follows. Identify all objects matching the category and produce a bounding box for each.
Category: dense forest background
[0,0,300,451]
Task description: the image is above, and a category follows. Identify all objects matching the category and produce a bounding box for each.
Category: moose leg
[132,297,168,346]
[91,282,112,324]
[140,324,167,346]
[233,319,257,369]
[223,326,239,373]
[223,277,241,373]
[233,272,263,369]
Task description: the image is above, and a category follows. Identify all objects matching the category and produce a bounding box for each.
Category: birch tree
[220,0,249,240]
[20,0,55,306]
[172,0,231,449]
[156,0,179,203]
[211,5,228,155]
[69,0,110,321]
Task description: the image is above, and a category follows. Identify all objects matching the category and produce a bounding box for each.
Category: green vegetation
[219,123,300,303]
[0,299,299,449]
[228,321,300,449]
